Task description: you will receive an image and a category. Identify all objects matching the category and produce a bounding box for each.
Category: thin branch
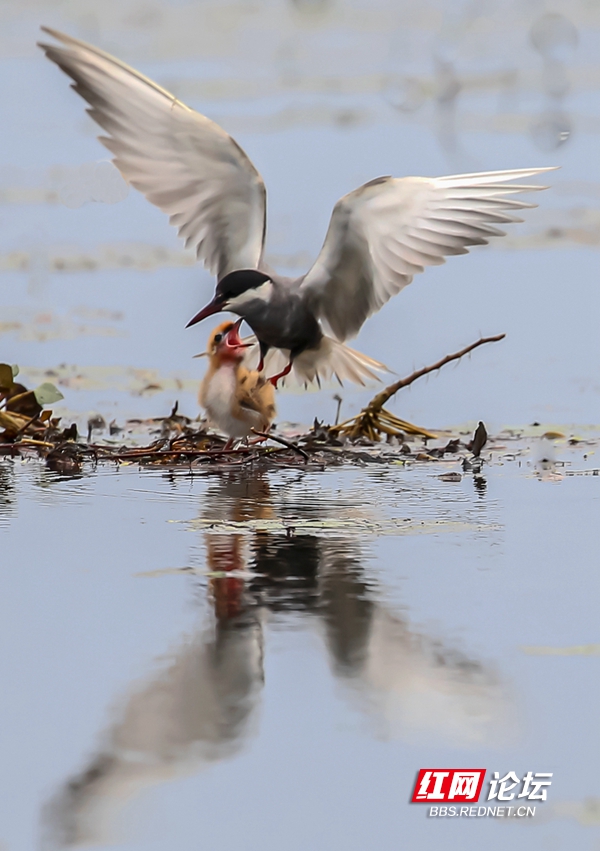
[12,413,42,440]
[107,446,252,461]
[251,429,310,461]
[365,333,506,413]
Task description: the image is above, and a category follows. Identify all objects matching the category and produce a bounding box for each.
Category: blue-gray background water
[1,2,600,849]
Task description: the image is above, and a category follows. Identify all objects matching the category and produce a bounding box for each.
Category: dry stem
[331,333,506,441]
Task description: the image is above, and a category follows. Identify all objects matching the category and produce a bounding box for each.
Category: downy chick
[200,320,276,445]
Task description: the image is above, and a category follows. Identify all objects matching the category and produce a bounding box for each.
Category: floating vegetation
[1,332,586,478]
[0,374,484,477]
[0,362,65,438]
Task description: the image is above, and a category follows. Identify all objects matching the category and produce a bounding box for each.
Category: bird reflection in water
[42,578,264,848]
[43,473,510,847]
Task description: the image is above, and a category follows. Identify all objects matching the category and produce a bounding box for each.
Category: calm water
[2,1,600,848]
[1,449,600,849]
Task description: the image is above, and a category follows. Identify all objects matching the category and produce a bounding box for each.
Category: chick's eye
[214,333,223,343]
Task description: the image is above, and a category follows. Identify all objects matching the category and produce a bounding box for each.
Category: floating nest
[0,334,503,474]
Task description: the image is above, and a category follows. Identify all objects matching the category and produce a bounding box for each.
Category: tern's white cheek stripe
[228,281,273,309]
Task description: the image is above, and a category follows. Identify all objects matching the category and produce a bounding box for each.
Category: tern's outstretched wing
[300,168,555,341]
[39,27,266,279]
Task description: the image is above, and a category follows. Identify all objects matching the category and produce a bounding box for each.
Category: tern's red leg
[257,341,269,373]
[269,360,293,388]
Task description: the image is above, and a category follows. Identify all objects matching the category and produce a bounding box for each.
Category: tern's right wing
[300,168,556,342]
[39,27,267,280]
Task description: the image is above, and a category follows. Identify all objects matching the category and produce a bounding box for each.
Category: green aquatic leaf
[33,382,64,406]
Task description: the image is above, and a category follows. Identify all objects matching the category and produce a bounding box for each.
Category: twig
[12,413,42,440]
[333,394,342,426]
[360,333,506,414]
[109,445,255,462]
[0,444,19,455]
[330,333,506,441]
[10,438,57,448]
[251,429,310,461]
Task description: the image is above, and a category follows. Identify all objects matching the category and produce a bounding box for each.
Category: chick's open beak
[223,318,245,348]
[186,296,225,328]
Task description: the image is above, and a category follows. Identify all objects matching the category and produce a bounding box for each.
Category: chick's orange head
[207,320,236,353]
[207,319,247,362]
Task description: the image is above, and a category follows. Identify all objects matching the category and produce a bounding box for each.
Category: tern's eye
[214,333,223,343]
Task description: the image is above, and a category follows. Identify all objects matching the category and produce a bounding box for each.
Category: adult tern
[39,28,555,386]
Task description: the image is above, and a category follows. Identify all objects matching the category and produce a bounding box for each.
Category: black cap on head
[186,270,272,328]
[216,269,271,298]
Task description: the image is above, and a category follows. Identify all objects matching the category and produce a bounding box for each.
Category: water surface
[2,2,600,848]
[2,447,600,849]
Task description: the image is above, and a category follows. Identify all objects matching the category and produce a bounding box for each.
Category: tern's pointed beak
[186,296,225,328]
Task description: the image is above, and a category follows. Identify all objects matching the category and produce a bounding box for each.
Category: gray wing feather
[300,168,556,341]
[38,27,266,279]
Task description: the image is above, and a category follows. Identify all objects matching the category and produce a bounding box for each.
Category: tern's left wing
[38,27,266,280]
[300,168,555,342]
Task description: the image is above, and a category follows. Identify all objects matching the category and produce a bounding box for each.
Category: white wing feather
[38,27,266,279]
[300,168,556,341]
[243,337,387,388]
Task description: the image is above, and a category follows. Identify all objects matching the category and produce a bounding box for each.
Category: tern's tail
[248,336,388,388]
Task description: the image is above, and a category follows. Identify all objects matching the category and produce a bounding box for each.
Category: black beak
[186,296,225,328]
